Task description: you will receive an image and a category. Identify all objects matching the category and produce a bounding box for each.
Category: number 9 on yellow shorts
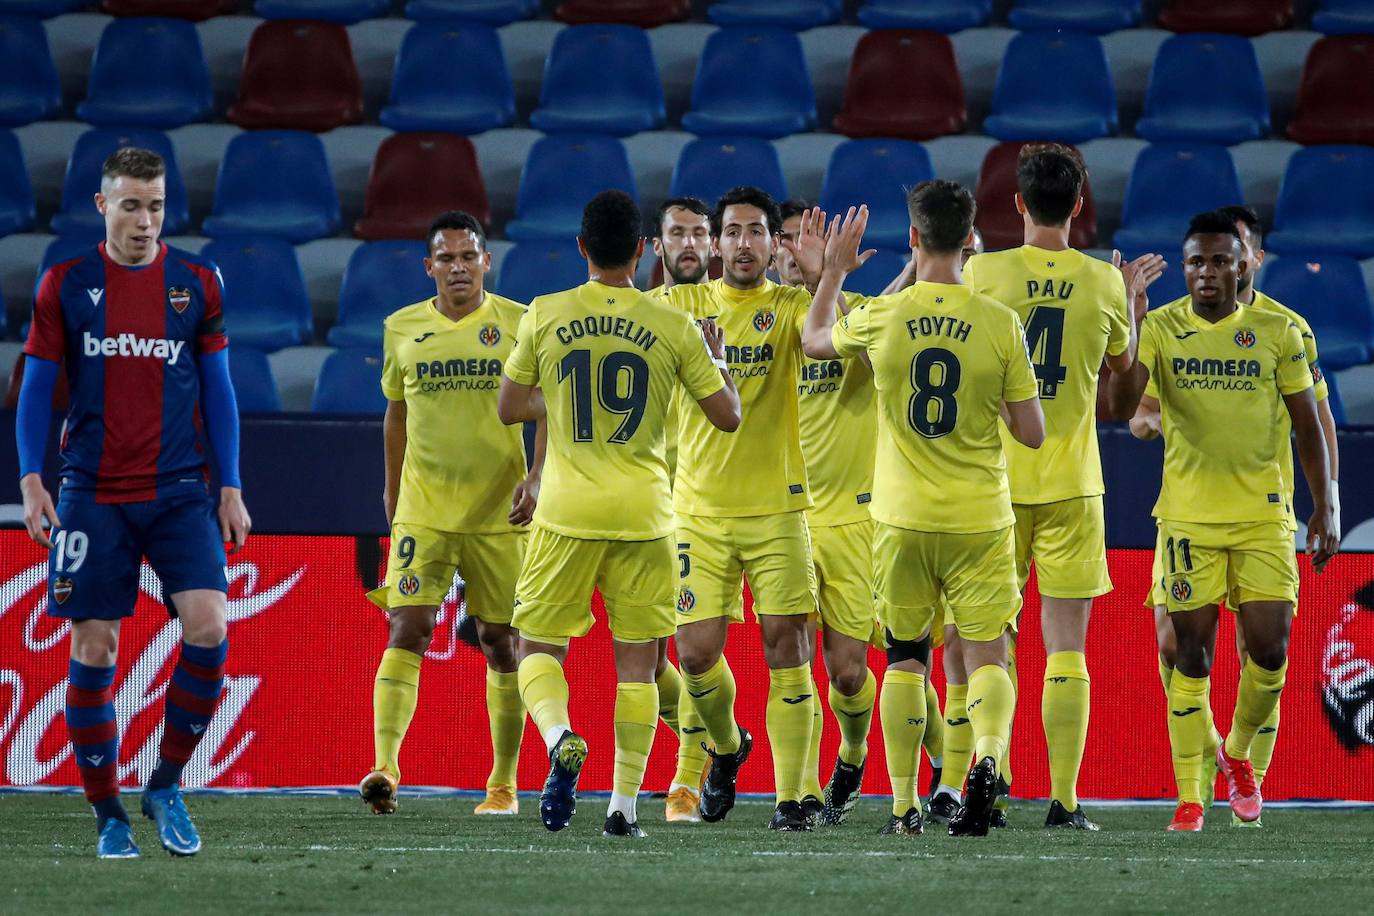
[366,523,525,624]
[1157,519,1299,614]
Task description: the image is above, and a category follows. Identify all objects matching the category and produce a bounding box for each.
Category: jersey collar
[1185,300,1247,331]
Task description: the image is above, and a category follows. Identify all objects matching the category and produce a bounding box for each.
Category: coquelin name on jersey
[553,315,658,351]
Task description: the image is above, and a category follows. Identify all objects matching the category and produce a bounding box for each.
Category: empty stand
[855,0,991,31]
[355,133,490,241]
[555,0,687,27]
[202,130,341,244]
[227,20,363,132]
[974,142,1097,251]
[327,240,436,349]
[1259,255,1374,371]
[1324,370,1347,425]
[844,247,907,297]
[505,135,636,242]
[229,346,283,413]
[254,0,391,24]
[1113,144,1243,252]
[35,236,95,295]
[819,140,934,250]
[832,30,966,142]
[529,25,665,136]
[1007,0,1140,33]
[1135,35,1269,145]
[0,130,34,238]
[77,18,213,129]
[983,32,1117,144]
[101,0,235,18]
[312,348,387,414]
[495,240,588,304]
[681,27,816,139]
[1288,36,1374,147]
[5,0,83,15]
[50,128,190,238]
[0,16,60,127]
[670,137,787,206]
[1312,0,1374,35]
[379,22,514,134]
[1157,0,1294,36]
[203,237,313,352]
[1267,146,1374,259]
[708,0,841,30]
[406,0,539,23]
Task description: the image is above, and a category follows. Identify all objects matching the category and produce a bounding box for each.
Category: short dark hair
[101,147,165,183]
[654,196,710,237]
[426,210,486,253]
[1016,142,1086,227]
[1216,204,1263,249]
[711,186,782,237]
[581,190,641,269]
[1185,210,1243,245]
[779,198,812,223]
[906,180,976,254]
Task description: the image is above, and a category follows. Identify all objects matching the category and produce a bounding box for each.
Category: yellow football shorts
[1154,519,1299,614]
[810,519,880,644]
[512,524,676,644]
[1013,495,1112,599]
[873,522,1021,643]
[367,523,525,624]
[675,510,818,625]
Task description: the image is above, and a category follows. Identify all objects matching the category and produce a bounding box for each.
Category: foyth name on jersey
[82,331,185,364]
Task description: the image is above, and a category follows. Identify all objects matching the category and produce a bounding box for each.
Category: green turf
[4,794,1373,914]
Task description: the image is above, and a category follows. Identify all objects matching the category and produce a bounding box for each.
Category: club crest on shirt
[1234,328,1257,349]
[167,287,192,313]
[398,573,421,597]
[752,309,775,333]
[1170,579,1192,603]
[52,577,74,604]
[478,324,501,347]
[676,586,697,615]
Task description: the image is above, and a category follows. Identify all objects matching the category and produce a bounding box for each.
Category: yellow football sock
[682,656,740,755]
[373,648,422,779]
[801,678,825,801]
[766,665,814,804]
[1167,671,1210,804]
[1000,644,1018,786]
[879,670,926,817]
[921,677,944,763]
[613,682,658,798]
[1042,650,1090,811]
[1158,657,1173,695]
[1252,703,1280,786]
[671,696,711,789]
[656,662,683,735]
[942,683,972,791]
[517,652,571,747]
[967,664,1015,768]
[830,670,876,766]
[485,668,524,788]
[1226,659,1288,761]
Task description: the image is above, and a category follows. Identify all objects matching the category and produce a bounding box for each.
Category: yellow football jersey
[382,293,528,533]
[1139,300,1313,524]
[831,281,1039,534]
[504,281,724,540]
[645,284,680,478]
[964,245,1130,504]
[667,278,812,517]
[799,301,875,527]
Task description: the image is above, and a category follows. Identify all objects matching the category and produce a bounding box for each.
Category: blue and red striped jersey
[24,241,230,503]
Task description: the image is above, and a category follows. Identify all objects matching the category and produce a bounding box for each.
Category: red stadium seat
[353,133,490,241]
[227,20,362,132]
[555,0,688,27]
[974,142,1097,251]
[1288,37,1374,147]
[102,0,236,18]
[832,30,966,142]
[1157,0,1293,36]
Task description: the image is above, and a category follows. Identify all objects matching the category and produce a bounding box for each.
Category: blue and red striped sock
[147,639,227,792]
[66,659,127,830]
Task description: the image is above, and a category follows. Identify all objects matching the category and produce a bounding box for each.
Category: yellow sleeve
[1277,322,1314,396]
[961,254,982,292]
[1003,315,1040,402]
[1294,314,1329,402]
[381,323,404,401]
[830,300,870,358]
[678,314,726,401]
[1104,269,1130,358]
[504,305,539,385]
[1139,315,1160,400]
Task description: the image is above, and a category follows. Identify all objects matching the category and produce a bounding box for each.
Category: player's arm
[784,207,864,325]
[498,307,546,425]
[509,417,545,525]
[1128,393,1162,441]
[382,398,406,526]
[1318,397,1340,539]
[803,206,873,359]
[198,349,251,552]
[1104,253,1166,416]
[1286,387,1338,571]
[695,317,740,432]
[879,254,917,296]
[16,355,61,548]
[1003,397,1045,449]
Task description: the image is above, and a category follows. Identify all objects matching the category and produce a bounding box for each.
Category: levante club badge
[52,577,73,604]
[168,287,192,313]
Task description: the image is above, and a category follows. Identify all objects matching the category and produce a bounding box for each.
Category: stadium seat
[707,0,841,30]
[203,237,313,352]
[0,16,60,127]
[495,241,588,305]
[1134,35,1268,145]
[1267,146,1374,259]
[379,23,513,134]
[36,235,94,294]
[50,128,190,238]
[529,25,665,136]
[844,248,907,297]
[77,18,213,129]
[5,0,83,15]
[1113,145,1242,252]
[405,0,539,23]
[832,30,966,142]
[1312,0,1374,35]
[555,0,687,27]
[983,32,1117,144]
[327,241,436,349]
[974,142,1097,251]
[0,129,34,237]
[856,0,991,31]
[1259,256,1374,371]
[312,349,387,414]
[505,135,636,242]
[1007,0,1140,32]
[1288,37,1374,147]
[202,130,341,244]
[254,0,391,24]
[355,133,489,241]
[681,28,816,139]
[227,21,363,132]
[228,347,283,413]
[819,140,934,250]
[1157,0,1293,36]
[670,137,787,206]
[1323,370,1347,425]
[101,0,235,18]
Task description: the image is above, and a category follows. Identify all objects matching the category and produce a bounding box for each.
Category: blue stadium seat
[681,28,815,139]
[495,241,588,305]
[312,348,387,414]
[1313,0,1374,35]
[529,26,664,136]
[202,238,312,352]
[327,241,435,349]
[405,0,539,22]
[505,135,636,242]
[50,128,190,238]
[0,129,34,237]
[380,23,513,134]
[228,346,282,413]
[1323,370,1347,425]
[844,248,908,297]
[1267,146,1374,259]
[708,0,840,30]
[77,18,212,129]
[0,16,60,127]
[255,0,390,23]
[819,140,934,250]
[1135,35,1269,145]
[0,1,82,18]
[33,235,94,300]
[1112,144,1243,252]
[1008,0,1140,32]
[1258,255,1374,371]
[202,131,340,244]
[856,0,990,30]
[670,137,787,205]
[984,32,1117,144]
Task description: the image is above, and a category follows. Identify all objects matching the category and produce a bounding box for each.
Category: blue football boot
[96,818,140,859]
[141,786,202,856]
[539,731,588,832]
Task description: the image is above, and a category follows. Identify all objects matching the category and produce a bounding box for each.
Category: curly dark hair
[581,190,642,268]
[711,186,782,237]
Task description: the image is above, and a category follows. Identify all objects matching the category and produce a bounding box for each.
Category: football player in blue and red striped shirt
[16,147,252,859]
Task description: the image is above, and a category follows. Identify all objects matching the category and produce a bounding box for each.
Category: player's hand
[1113,249,1166,322]
[822,206,877,276]
[1307,502,1340,573]
[19,473,59,549]
[509,475,540,526]
[1129,412,1162,441]
[699,317,726,360]
[778,206,828,289]
[218,487,251,554]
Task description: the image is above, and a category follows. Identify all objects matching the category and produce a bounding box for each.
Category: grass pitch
[4,793,1373,914]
